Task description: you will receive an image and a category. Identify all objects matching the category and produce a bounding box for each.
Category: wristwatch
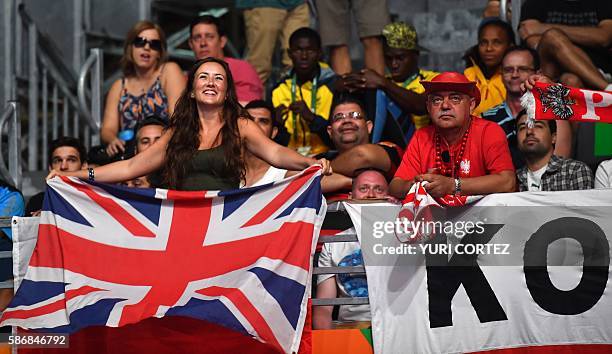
[454,178,461,196]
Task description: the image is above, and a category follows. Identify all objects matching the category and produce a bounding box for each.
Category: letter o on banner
[524,217,610,315]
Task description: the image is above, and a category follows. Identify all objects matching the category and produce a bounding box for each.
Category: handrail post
[511,0,522,42]
[3,0,15,103]
[27,22,38,171]
[499,0,507,22]
[15,0,23,77]
[91,48,102,146]
[8,101,21,190]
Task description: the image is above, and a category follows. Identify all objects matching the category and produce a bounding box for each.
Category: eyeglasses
[502,66,535,75]
[132,37,163,52]
[428,94,467,106]
[331,111,364,123]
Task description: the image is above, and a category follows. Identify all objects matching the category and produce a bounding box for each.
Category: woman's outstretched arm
[239,118,332,174]
[48,129,172,183]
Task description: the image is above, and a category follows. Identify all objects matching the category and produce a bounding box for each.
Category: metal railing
[0,217,11,228]
[499,0,523,41]
[77,48,103,148]
[312,204,369,307]
[12,4,102,172]
[0,102,21,189]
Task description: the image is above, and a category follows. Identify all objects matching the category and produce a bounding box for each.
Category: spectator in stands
[237,0,310,84]
[26,137,88,215]
[313,168,393,329]
[463,18,515,116]
[516,111,593,191]
[519,1,612,174]
[595,160,612,188]
[482,46,572,167]
[243,100,351,191]
[126,116,168,188]
[122,176,151,189]
[389,72,516,199]
[48,58,331,190]
[339,22,437,148]
[101,21,186,158]
[189,15,263,104]
[272,27,337,156]
[135,116,167,153]
[518,0,612,91]
[243,100,287,187]
[0,179,24,311]
[482,46,536,169]
[320,94,402,180]
[522,72,611,173]
[315,0,389,75]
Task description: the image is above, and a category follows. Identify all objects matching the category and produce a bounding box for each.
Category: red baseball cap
[421,72,481,107]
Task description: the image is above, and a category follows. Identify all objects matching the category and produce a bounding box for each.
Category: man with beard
[516,111,592,191]
[389,72,515,199]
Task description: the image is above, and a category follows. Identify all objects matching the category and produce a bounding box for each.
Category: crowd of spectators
[6,0,612,325]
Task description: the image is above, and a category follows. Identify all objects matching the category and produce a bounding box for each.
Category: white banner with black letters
[344,190,612,354]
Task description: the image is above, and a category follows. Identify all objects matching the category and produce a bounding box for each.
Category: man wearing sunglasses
[389,72,516,199]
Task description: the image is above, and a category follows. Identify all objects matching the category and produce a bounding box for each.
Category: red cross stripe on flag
[1,166,326,354]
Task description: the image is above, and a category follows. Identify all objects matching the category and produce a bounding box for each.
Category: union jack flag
[0,166,326,354]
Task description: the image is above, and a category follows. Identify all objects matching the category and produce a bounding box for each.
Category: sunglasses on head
[132,37,162,51]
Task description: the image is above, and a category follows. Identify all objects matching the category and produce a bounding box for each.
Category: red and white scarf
[396,182,482,244]
[521,82,612,124]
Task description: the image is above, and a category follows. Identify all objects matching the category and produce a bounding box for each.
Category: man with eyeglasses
[241,100,352,192]
[188,15,263,104]
[319,94,402,183]
[482,47,572,169]
[389,72,515,199]
[482,46,538,169]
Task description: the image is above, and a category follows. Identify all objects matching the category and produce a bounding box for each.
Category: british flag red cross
[0,166,326,353]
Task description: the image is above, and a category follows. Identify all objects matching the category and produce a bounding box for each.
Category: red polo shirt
[394,117,514,181]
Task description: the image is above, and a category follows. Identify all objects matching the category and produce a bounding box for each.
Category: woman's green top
[179,145,239,191]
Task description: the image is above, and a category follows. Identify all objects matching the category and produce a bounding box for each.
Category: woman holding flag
[48,57,331,189]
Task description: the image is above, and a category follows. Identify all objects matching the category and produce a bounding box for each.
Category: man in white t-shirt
[313,169,393,329]
[243,100,289,188]
[243,100,353,191]
[595,160,612,189]
[516,111,593,191]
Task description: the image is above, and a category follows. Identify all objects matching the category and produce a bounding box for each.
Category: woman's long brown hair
[163,57,245,189]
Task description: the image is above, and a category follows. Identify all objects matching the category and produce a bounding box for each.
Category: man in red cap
[389,72,516,199]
